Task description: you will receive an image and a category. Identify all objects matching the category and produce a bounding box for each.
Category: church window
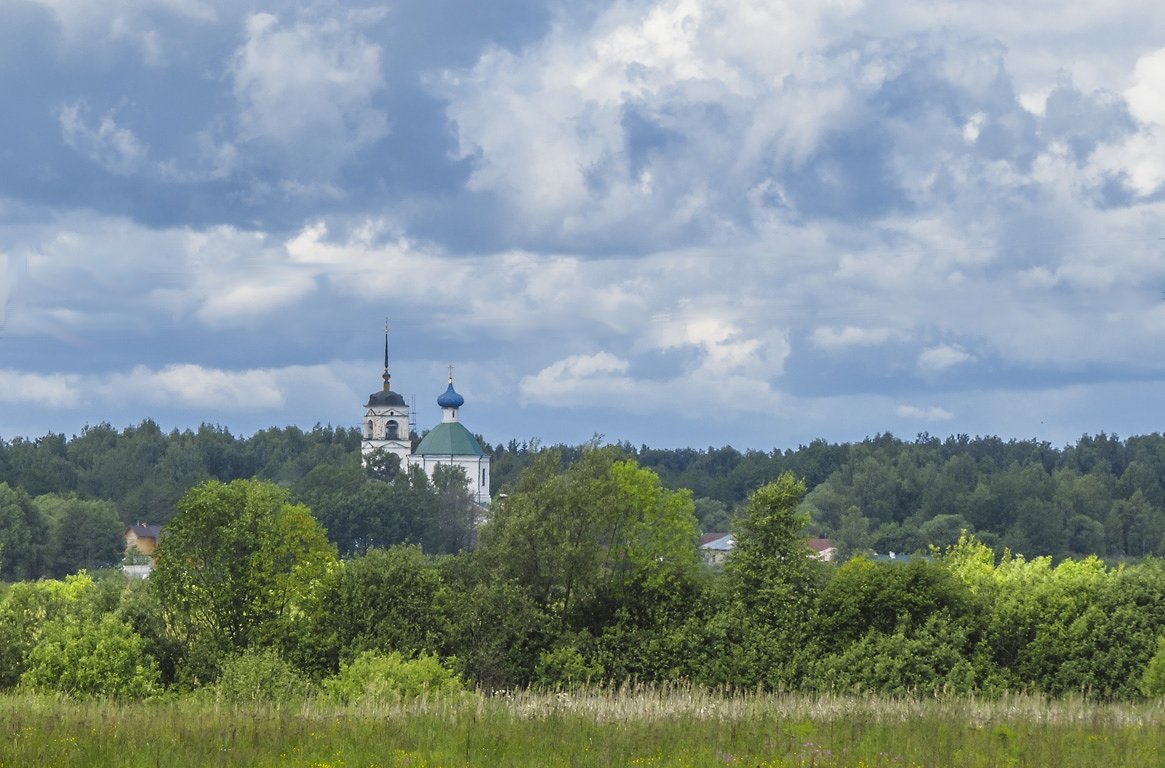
[366,420,373,438]
[387,421,399,439]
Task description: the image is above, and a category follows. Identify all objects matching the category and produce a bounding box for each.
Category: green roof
[414,422,486,457]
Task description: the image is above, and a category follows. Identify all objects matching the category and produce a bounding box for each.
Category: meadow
[2,688,1163,768]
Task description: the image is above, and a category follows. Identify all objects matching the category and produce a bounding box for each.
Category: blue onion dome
[437,380,465,408]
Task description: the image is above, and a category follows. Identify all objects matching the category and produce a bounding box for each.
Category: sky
[2,0,1165,452]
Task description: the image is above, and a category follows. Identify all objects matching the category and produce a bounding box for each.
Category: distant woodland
[2,422,1163,579]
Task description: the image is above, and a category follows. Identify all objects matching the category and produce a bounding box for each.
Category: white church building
[361,334,491,504]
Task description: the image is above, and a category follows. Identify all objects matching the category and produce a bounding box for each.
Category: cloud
[811,325,900,350]
[437,0,867,242]
[519,352,634,404]
[1126,48,1165,126]
[26,0,218,62]
[109,364,285,409]
[0,370,81,407]
[0,362,340,411]
[58,101,149,174]
[916,344,974,374]
[1083,47,1165,197]
[231,11,388,177]
[895,403,954,421]
[519,335,786,416]
[0,251,13,330]
[652,308,791,380]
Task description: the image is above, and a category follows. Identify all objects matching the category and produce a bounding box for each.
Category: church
[360,332,491,504]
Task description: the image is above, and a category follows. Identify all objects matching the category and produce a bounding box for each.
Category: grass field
[2,688,1163,767]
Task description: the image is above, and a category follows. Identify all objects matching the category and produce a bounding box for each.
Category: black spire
[382,319,391,392]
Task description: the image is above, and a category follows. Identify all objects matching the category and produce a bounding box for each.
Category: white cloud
[652,308,791,380]
[519,332,787,415]
[0,370,81,407]
[811,325,899,350]
[27,0,217,62]
[1125,47,1165,126]
[109,364,285,409]
[0,362,345,412]
[58,102,149,174]
[231,11,388,175]
[438,0,863,237]
[896,403,954,421]
[917,344,974,374]
[519,351,634,404]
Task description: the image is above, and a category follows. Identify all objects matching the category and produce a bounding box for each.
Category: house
[698,533,837,564]
[124,523,162,556]
[700,532,734,565]
[123,523,162,579]
[807,537,838,562]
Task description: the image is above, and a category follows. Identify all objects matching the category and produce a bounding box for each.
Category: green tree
[0,572,101,689]
[365,447,401,482]
[712,473,824,687]
[34,495,125,576]
[692,497,731,533]
[302,545,445,676]
[477,446,699,630]
[835,504,872,560]
[920,514,972,551]
[725,472,819,624]
[151,479,337,662]
[215,647,308,704]
[430,463,476,553]
[296,461,438,556]
[322,651,461,704]
[1142,637,1165,697]
[0,482,48,580]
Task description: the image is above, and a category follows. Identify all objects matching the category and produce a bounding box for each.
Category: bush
[535,646,604,690]
[20,613,159,699]
[323,651,462,704]
[216,647,309,704]
[1141,637,1165,698]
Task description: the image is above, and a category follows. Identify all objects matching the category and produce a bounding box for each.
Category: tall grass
[1,687,1162,767]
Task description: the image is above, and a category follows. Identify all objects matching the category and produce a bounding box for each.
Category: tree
[0,482,48,580]
[34,495,124,577]
[0,572,102,689]
[477,446,700,631]
[295,461,438,556]
[151,479,336,662]
[835,504,872,560]
[365,447,401,482]
[302,545,445,675]
[430,464,477,553]
[725,472,820,625]
[920,514,972,551]
[1142,637,1165,698]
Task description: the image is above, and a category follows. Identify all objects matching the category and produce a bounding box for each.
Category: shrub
[1141,637,1165,698]
[216,647,309,704]
[323,651,462,704]
[20,613,159,699]
[535,646,604,690]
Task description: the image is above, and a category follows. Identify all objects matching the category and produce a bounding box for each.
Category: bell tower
[361,322,411,466]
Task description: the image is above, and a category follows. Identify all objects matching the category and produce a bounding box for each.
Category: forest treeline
[2,452,1165,704]
[3,422,1165,579]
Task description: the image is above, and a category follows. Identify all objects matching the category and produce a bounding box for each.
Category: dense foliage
[6,425,1165,575]
[3,424,1165,703]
